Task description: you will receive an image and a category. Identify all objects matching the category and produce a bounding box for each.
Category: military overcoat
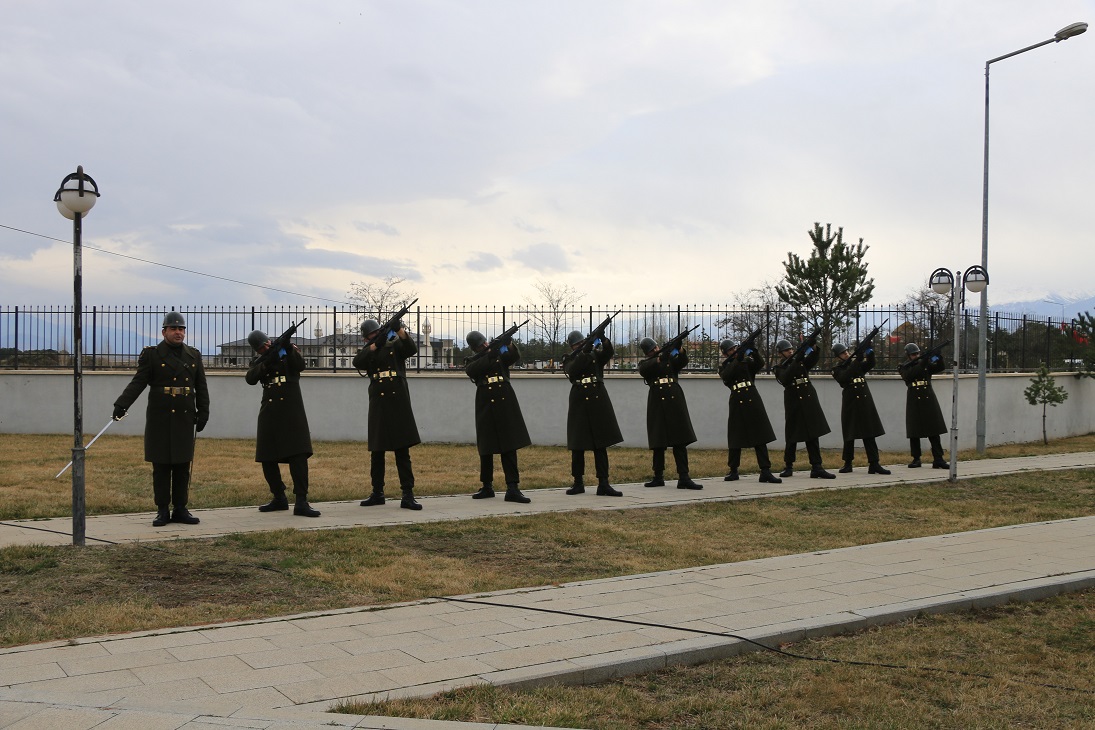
[245,346,313,462]
[718,349,776,448]
[352,335,422,452]
[115,340,210,464]
[899,354,948,438]
[831,351,886,440]
[772,347,831,442]
[465,343,532,455]
[638,349,697,449]
[563,338,623,450]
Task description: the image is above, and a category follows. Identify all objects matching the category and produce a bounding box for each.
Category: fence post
[13,306,18,370]
[1045,316,1052,368]
[1021,314,1027,370]
[416,305,421,373]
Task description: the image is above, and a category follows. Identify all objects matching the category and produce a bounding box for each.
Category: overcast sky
[1,1,1092,311]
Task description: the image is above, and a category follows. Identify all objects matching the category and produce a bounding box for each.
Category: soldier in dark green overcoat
[113,312,209,527]
[899,342,948,469]
[772,339,834,479]
[353,320,423,510]
[830,343,890,474]
[637,337,700,490]
[464,330,532,503]
[563,330,624,496]
[718,339,780,483]
[244,330,320,518]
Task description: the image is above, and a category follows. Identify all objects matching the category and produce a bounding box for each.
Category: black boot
[400,488,422,511]
[596,478,622,497]
[724,469,739,481]
[644,473,665,488]
[839,461,854,473]
[676,475,703,490]
[152,506,171,527]
[171,507,200,525]
[472,483,496,499]
[810,466,836,480]
[566,477,585,495]
[868,463,892,475]
[504,483,531,503]
[908,458,922,468]
[360,488,385,507]
[258,490,289,512]
[779,464,794,478]
[932,459,949,469]
[294,495,321,517]
[759,469,783,484]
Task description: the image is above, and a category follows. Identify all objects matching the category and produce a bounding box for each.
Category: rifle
[253,318,307,366]
[787,326,821,364]
[365,298,419,346]
[466,319,530,364]
[734,326,764,361]
[850,318,888,360]
[561,310,622,363]
[653,324,700,360]
[923,339,952,363]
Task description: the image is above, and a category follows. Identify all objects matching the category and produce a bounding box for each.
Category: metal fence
[0,303,1088,374]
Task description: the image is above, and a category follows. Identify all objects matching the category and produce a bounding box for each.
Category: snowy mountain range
[989,292,1095,321]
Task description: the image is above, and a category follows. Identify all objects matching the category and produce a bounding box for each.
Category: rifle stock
[254,318,307,366]
[367,298,420,345]
[561,310,622,363]
[466,319,530,364]
[734,326,764,361]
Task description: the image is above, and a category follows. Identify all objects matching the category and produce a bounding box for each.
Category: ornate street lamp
[977,21,1087,454]
[55,166,100,546]
[931,265,989,483]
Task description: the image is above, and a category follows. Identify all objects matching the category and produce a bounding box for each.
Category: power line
[0,222,357,306]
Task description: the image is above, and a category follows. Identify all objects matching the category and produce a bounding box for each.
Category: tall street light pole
[55,166,100,546]
[977,21,1087,454]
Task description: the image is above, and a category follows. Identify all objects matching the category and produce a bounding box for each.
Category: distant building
[217,320,455,371]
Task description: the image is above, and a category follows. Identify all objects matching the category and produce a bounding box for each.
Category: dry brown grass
[4,432,1094,520]
[336,590,1095,729]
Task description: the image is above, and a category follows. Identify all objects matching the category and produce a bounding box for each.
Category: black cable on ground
[432,594,1095,695]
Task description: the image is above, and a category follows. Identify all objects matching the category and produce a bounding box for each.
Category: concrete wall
[1,370,1091,450]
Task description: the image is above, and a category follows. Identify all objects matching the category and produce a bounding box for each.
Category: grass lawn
[3,432,1094,520]
[1,434,1093,727]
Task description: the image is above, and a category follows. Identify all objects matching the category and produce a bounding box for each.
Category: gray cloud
[512,242,570,273]
[465,252,503,272]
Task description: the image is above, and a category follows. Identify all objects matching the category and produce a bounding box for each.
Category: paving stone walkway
[1,453,1093,729]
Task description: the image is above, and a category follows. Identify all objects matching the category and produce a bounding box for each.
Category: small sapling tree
[1023,364,1069,445]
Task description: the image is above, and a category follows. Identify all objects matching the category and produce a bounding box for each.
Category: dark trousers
[572,448,609,479]
[910,435,945,461]
[728,445,772,471]
[371,448,414,489]
[262,455,309,495]
[652,446,689,476]
[152,463,191,508]
[842,437,880,464]
[480,451,519,486]
[784,438,822,467]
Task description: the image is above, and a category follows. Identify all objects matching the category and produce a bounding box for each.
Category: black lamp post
[55,166,100,546]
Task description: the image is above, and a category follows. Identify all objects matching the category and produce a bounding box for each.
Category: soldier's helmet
[360,319,381,338]
[566,330,585,347]
[466,331,487,351]
[832,342,849,356]
[905,343,921,356]
[162,311,186,329]
[247,330,269,352]
[775,339,793,353]
[639,337,657,356]
[719,339,738,354]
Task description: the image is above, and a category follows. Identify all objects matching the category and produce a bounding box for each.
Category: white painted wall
[1,370,1090,451]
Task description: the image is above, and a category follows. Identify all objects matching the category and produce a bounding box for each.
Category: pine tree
[1075,311,1095,379]
[775,223,876,350]
[1023,364,1069,445]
